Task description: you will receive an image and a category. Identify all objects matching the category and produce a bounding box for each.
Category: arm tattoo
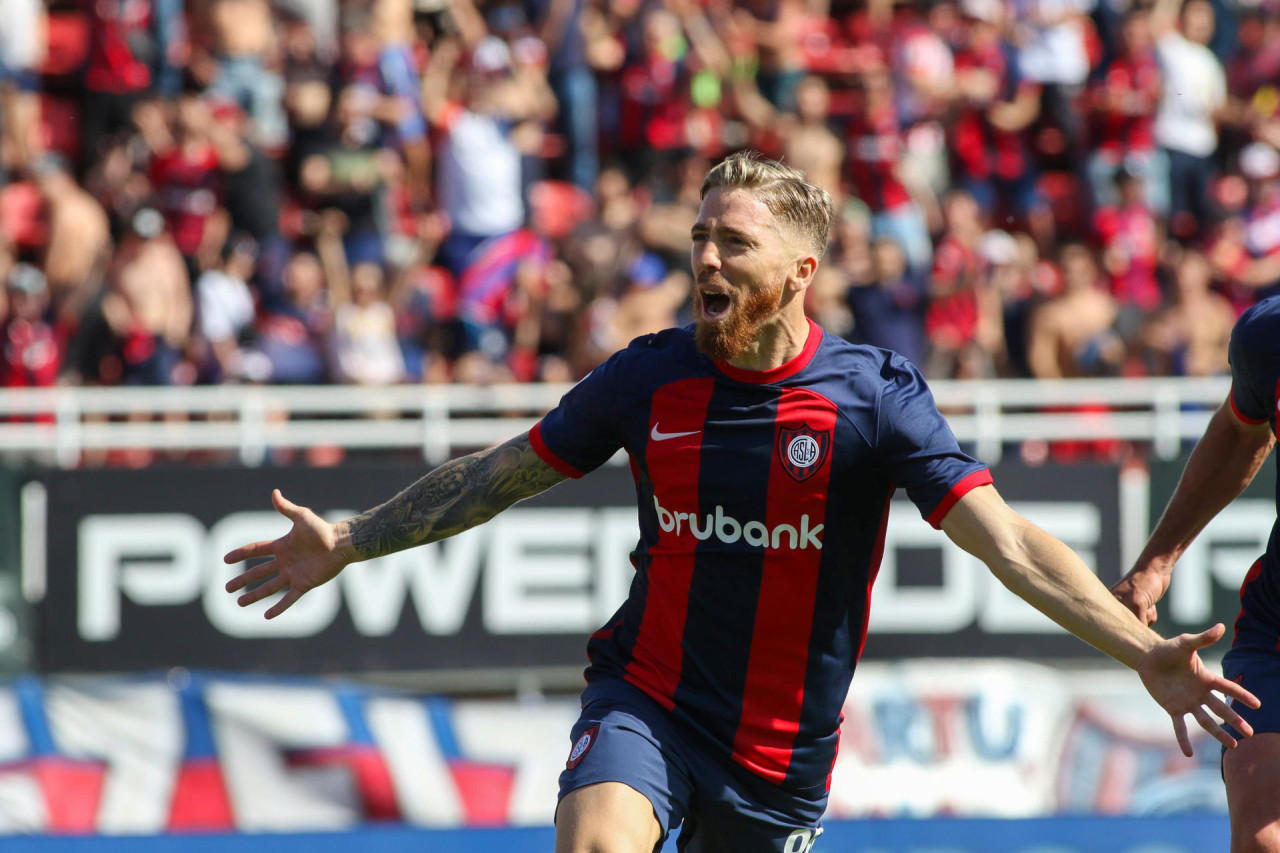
[347,433,568,560]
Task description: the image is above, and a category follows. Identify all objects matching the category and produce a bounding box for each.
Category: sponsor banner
[0,665,1227,835]
[30,456,1274,672]
[0,817,1237,853]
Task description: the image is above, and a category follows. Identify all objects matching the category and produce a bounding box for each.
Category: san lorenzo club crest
[778,425,831,482]
[566,724,599,770]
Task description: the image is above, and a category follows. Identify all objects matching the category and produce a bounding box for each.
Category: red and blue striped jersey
[530,320,991,793]
[1227,296,1280,632]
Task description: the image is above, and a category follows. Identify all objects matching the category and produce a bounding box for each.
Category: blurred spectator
[425,35,556,278]
[32,155,112,335]
[725,0,808,113]
[0,265,59,396]
[194,234,265,383]
[99,207,192,386]
[615,6,693,176]
[0,0,46,175]
[527,0,599,191]
[1086,5,1164,213]
[925,189,996,376]
[1153,0,1228,241]
[847,236,928,366]
[890,0,956,203]
[951,0,1045,233]
[735,73,844,201]
[318,216,404,385]
[81,0,185,172]
[846,65,932,275]
[194,0,287,149]
[1095,164,1161,318]
[1013,0,1093,152]
[144,91,222,280]
[1209,142,1280,300]
[1026,242,1123,378]
[1138,247,1233,376]
[255,250,331,384]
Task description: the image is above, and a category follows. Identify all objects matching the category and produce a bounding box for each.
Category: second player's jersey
[531,321,989,793]
[1227,295,1280,635]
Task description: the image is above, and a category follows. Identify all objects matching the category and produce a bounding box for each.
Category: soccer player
[226,152,1257,853]
[1113,295,1280,853]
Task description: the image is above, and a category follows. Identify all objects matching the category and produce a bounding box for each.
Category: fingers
[1211,675,1262,710]
[1204,694,1255,739]
[223,539,276,566]
[1192,706,1239,751]
[236,573,288,608]
[265,588,303,620]
[224,557,280,593]
[1171,714,1192,758]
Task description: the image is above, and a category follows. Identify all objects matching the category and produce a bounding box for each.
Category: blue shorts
[557,678,826,852]
[1221,623,1280,742]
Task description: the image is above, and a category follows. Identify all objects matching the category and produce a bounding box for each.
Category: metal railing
[0,376,1233,468]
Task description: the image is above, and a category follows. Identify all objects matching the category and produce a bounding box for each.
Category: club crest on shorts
[778,425,831,482]
[566,724,599,770]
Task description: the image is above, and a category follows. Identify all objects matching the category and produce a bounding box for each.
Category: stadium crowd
[0,0,1278,395]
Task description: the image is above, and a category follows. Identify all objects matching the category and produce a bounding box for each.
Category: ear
[787,252,820,294]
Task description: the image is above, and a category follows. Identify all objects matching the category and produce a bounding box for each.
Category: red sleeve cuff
[529,421,585,479]
[927,468,994,529]
[1229,385,1269,425]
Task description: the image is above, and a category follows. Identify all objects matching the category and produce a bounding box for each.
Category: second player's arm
[1114,397,1275,623]
[224,432,568,618]
[941,483,1259,755]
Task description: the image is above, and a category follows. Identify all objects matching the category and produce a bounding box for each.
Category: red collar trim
[714,318,823,384]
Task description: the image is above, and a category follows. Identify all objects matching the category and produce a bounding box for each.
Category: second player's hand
[223,489,351,619]
[1136,623,1260,757]
[1111,566,1170,626]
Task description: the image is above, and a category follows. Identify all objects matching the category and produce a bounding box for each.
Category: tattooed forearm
[346,433,568,560]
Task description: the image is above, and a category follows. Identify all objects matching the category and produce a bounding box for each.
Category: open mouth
[700,290,732,320]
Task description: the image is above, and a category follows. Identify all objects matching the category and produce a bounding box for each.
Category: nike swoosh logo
[651,424,701,442]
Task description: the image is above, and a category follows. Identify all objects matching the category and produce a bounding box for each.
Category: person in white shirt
[1151,0,1227,240]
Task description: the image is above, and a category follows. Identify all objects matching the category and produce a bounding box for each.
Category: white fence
[0,377,1232,468]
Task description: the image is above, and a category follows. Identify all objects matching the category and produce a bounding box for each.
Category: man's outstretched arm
[224,432,568,619]
[941,483,1260,756]
[1113,396,1275,625]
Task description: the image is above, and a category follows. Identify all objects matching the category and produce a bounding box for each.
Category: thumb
[272,489,307,522]
[1185,622,1227,651]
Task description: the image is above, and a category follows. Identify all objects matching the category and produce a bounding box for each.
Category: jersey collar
[714,318,823,385]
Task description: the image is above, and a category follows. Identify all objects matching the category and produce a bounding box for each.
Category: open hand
[223,490,350,619]
[1137,623,1260,756]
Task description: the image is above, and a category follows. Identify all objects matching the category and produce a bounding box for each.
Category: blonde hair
[700,151,835,258]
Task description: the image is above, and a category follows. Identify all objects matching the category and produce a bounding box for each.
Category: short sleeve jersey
[531,321,990,793]
[1228,295,1280,630]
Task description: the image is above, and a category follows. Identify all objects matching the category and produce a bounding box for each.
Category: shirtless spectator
[101,208,193,386]
[1138,248,1233,376]
[734,74,844,201]
[196,0,287,149]
[1027,242,1124,379]
[32,156,112,333]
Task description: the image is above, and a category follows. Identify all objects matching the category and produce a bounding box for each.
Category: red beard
[694,279,785,362]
